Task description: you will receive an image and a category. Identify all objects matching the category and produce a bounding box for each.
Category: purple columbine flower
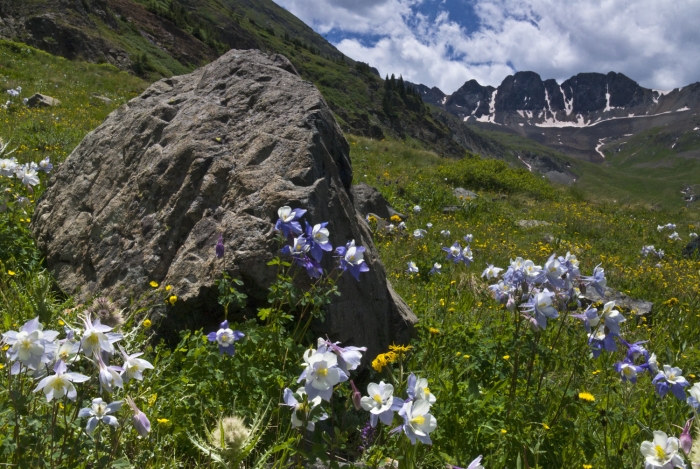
[653,365,690,400]
[449,456,485,469]
[393,399,437,445]
[588,330,617,358]
[275,206,306,237]
[215,234,225,259]
[614,360,643,384]
[620,339,649,363]
[582,264,607,296]
[125,396,151,437]
[443,242,462,263]
[429,263,442,275]
[571,306,599,334]
[38,156,53,173]
[317,338,367,374]
[680,418,694,455]
[206,320,244,356]
[336,240,370,281]
[305,222,333,262]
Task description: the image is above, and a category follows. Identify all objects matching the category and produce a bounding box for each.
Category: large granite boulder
[350,183,391,219]
[32,49,416,358]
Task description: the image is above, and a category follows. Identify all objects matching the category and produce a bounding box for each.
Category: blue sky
[273,0,700,94]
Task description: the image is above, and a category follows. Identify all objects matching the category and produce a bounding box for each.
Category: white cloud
[273,0,700,93]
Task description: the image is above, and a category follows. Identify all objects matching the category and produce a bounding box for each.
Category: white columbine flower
[523,260,543,281]
[311,224,330,246]
[640,430,684,468]
[282,387,327,431]
[408,374,436,404]
[361,381,401,427]
[398,399,438,445]
[601,301,626,335]
[298,351,347,402]
[15,165,39,187]
[669,232,682,241]
[413,205,421,213]
[2,317,59,370]
[413,229,427,239]
[481,264,503,280]
[440,229,450,237]
[80,314,122,357]
[0,157,17,176]
[78,398,122,435]
[96,353,123,393]
[33,361,89,402]
[406,261,419,273]
[118,345,154,383]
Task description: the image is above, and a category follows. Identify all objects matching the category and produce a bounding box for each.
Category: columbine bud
[506,296,516,312]
[681,418,693,455]
[216,234,225,259]
[350,380,362,411]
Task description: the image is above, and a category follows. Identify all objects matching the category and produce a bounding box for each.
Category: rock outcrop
[32,49,416,358]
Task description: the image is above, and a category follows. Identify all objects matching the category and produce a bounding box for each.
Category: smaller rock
[91,94,113,104]
[454,187,478,200]
[582,287,652,316]
[26,93,60,107]
[516,220,551,229]
[682,237,700,258]
[351,183,392,219]
[442,206,461,213]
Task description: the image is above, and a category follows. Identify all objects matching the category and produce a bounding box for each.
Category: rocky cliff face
[417,71,700,161]
[32,48,416,358]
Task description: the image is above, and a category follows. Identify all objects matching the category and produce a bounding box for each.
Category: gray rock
[516,220,551,228]
[26,93,60,107]
[582,287,652,316]
[454,187,478,200]
[442,206,461,213]
[91,94,113,104]
[545,170,575,186]
[683,237,700,258]
[351,183,391,219]
[32,49,416,359]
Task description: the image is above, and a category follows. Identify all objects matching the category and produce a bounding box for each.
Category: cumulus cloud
[273,0,700,93]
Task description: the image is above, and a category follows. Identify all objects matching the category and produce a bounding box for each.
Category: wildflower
[691,232,698,239]
[463,234,473,243]
[413,205,421,213]
[78,398,122,435]
[582,264,607,296]
[306,222,332,262]
[6,88,19,97]
[168,295,177,305]
[317,338,366,373]
[299,350,348,401]
[614,360,643,383]
[165,285,172,291]
[429,327,440,335]
[282,387,327,431]
[687,383,700,409]
[2,316,58,370]
[38,157,53,173]
[210,415,251,455]
[96,353,123,393]
[520,290,559,330]
[386,223,395,232]
[413,229,426,239]
[481,264,503,280]
[125,396,151,437]
[372,354,389,372]
[461,246,474,266]
[440,229,451,237]
[443,242,463,263]
[281,236,309,257]
[118,345,154,383]
[398,221,407,230]
[350,380,362,411]
[389,344,412,353]
[33,361,89,402]
[640,430,684,468]
[578,392,595,402]
[215,234,225,259]
[80,314,122,357]
[407,373,436,404]
[275,206,306,237]
[600,301,625,335]
[395,399,437,445]
[361,381,404,427]
[7,270,15,276]
[669,232,682,241]
[149,281,158,288]
[332,241,367,280]
[426,223,433,229]
[680,419,694,455]
[647,353,659,374]
[466,456,484,469]
[653,365,690,400]
[142,319,152,328]
[641,245,657,257]
[500,429,507,434]
[503,355,510,360]
[571,306,599,334]
[206,320,244,356]
[85,297,123,328]
[406,261,419,274]
[429,263,442,275]
[390,215,402,223]
[588,329,617,358]
[522,260,544,283]
[544,254,566,288]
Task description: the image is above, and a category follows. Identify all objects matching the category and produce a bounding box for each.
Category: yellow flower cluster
[578,392,595,402]
[390,215,402,223]
[371,352,398,372]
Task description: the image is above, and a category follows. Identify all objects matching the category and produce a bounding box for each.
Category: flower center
[316,367,328,377]
[86,333,99,346]
[50,377,66,391]
[410,415,426,426]
[373,394,383,404]
[669,373,676,381]
[423,388,431,395]
[655,444,666,460]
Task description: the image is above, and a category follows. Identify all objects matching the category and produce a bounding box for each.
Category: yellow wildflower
[542,423,550,430]
[500,429,507,434]
[168,295,177,306]
[389,343,413,353]
[583,465,592,469]
[165,285,172,291]
[503,355,510,360]
[157,418,170,425]
[429,327,440,335]
[143,319,152,328]
[149,280,159,288]
[578,392,595,402]
[390,215,402,223]
[7,270,15,276]
[148,394,157,406]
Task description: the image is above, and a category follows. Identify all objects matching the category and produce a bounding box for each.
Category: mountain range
[1,0,700,207]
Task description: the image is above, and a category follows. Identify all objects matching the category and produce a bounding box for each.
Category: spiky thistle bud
[210,415,250,458]
[86,297,123,328]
